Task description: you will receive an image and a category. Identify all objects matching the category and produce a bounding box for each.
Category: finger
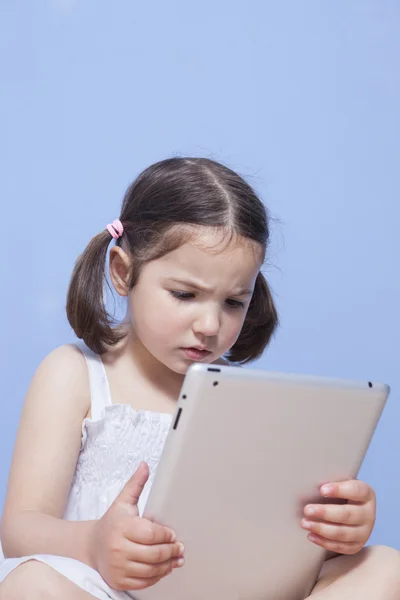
[301,519,367,544]
[125,556,185,580]
[129,541,185,565]
[128,517,177,545]
[119,463,150,508]
[304,503,368,526]
[320,480,374,503]
[307,532,362,555]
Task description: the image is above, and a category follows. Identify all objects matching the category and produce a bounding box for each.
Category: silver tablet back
[137,364,389,600]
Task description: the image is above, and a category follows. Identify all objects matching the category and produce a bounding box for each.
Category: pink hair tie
[106,219,124,239]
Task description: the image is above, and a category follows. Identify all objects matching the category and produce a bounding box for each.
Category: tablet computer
[138,364,389,600]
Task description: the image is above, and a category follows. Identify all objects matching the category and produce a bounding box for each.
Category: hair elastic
[106,219,124,239]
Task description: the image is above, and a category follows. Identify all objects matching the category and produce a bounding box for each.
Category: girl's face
[115,228,262,374]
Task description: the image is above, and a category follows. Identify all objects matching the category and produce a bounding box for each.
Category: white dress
[0,343,173,599]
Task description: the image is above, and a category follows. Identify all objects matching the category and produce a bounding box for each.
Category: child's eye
[170,290,195,301]
[170,291,244,309]
[226,298,245,310]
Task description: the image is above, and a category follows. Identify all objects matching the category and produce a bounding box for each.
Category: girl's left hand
[301,480,376,555]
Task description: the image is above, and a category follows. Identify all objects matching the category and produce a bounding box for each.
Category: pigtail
[66,230,124,354]
[227,272,279,364]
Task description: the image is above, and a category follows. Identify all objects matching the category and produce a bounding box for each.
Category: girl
[0,157,399,600]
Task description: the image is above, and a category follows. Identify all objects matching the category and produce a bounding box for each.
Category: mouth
[182,347,212,361]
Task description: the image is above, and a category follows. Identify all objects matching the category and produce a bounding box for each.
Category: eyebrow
[166,277,253,296]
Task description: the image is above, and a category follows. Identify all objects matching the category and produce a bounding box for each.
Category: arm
[2,512,96,566]
[0,344,97,567]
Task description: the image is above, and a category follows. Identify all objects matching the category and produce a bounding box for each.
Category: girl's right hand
[89,462,185,592]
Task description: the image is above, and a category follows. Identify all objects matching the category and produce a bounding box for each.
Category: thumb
[118,462,150,508]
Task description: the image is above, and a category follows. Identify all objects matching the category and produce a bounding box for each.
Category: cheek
[153,309,183,338]
[222,312,247,347]
[132,291,185,342]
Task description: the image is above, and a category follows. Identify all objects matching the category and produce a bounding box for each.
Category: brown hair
[66,157,279,363]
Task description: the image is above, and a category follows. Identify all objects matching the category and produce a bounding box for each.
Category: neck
[117,324,185,403]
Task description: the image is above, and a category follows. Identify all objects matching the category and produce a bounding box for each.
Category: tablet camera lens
[368,382,373,388]
[213,381,219,386]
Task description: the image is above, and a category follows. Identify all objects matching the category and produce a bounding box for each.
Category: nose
[192,305,220,338]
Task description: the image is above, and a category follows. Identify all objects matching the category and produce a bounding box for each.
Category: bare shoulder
[1,343,91,527]
[19,342,91,427]
[38,343,88,385]
[26,343,91,418]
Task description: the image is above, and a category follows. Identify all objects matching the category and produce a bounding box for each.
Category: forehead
[150,228,263,286]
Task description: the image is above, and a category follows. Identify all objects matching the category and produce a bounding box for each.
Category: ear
[109,247,132,297]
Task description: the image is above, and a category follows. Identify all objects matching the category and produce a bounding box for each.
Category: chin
[175,365,191,375]
[150,352,189,375]
[165,356,202,376]
[169,359,193,375]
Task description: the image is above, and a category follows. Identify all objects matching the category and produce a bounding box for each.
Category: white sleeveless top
[65,343,173,521]
[0,343,173,599]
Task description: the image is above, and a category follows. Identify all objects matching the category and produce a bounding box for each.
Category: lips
[183,347,212,361]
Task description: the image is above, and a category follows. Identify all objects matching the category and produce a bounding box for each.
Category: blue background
[1,1,399,547]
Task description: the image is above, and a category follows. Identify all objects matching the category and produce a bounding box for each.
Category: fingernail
[321,484,333,496]
[178,543,185,555]
[177,558,185,567]
[170,532,177,542]
[304,506,316,517]
[302,519,311,529]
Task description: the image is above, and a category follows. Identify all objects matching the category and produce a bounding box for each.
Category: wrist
[81,519,99,570]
